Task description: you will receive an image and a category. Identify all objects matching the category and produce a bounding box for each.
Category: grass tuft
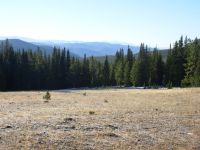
[89,111,95,115]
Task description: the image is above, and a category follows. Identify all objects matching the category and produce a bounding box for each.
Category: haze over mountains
[0,37,140,57]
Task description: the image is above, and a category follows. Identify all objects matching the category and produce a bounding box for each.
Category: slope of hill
[94,49,169,63]
[0,39,53,54]
[0,38,140,57]
[34,41,140,57]
[0,39,80,57]
[0,38,167,59]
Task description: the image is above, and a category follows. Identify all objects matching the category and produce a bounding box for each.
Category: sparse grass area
[0,88,200,149]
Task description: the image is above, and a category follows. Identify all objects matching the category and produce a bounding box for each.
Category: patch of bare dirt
[0,88,200,149]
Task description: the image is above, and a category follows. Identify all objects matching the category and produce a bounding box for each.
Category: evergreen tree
[102,56,110,86]
[131,43,150,87]
[124,62,130,86]
[60,48,66,88]
[131,59,141,86]
[65,50,71,87]
[114,49,124,86]
[89,56,99,87]
[81,54,90,87]
[109,65,116,86]
[182,38,200,86]
[149,48,164,86]
[166,37,186,86]
[50,47,62,89]
[70,58,81,87]
[1,37,200,91]
[96,62,103,86]
[33,47,44,89]
[193,57,200,86]
[2,39,16,90]
[165,43,173,85]
[0,46,6,91]
[124,46,134,86]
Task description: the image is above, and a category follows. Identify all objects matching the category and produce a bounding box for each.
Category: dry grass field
[0,88,200,150]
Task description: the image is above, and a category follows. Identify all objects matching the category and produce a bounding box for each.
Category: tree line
[0,37,200,91]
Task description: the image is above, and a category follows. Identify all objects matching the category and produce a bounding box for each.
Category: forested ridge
[0,36,200,91]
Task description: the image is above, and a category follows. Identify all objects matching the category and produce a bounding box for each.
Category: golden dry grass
[0,88,200,150]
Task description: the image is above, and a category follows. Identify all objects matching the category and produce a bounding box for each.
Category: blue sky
[0,0,199,48]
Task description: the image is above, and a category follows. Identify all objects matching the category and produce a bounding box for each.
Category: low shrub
[43,91,51,102]
[89,111,95,115]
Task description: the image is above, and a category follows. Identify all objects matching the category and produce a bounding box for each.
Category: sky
[0,0,200,48]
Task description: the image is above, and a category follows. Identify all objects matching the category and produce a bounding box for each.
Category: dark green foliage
[182,38,200,86]
[131,44,151,87]
[70,58,82,87]
[102,56,110,86]
[89,111,95,115]
[166,81,173,89]
[124,62,130,86]
[81,54,90,87]
[149,48,164,86]
[64,50,71,87]
[124,46,134,86]
[109,65,116,86]
[166,36,186,86]
[115,61,124,86]
[43,91,51,100]
[0,37,200,91]
[0,47,6,91]
[166,36,200,87]
[114,49,125,86]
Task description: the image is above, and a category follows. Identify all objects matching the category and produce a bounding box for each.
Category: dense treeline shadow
[0,36,200,91]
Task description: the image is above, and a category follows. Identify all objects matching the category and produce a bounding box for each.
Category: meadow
[0,88,199,149]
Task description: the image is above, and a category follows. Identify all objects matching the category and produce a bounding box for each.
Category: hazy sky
[0,0,199,48]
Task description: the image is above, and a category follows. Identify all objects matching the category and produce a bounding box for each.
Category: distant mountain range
[0,39,53,53]
[0,37,140,57]
[35,41,140,57]
[0,37,169,60]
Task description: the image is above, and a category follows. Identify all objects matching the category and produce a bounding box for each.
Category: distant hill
[0,39,53,54]
[0,39,79,57]
[94,49,169,63]
[34,41,140,57]
[0,38,140,57]
[0,37,168,59]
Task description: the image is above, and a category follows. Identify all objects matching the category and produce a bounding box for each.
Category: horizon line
[0,35,172,49]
